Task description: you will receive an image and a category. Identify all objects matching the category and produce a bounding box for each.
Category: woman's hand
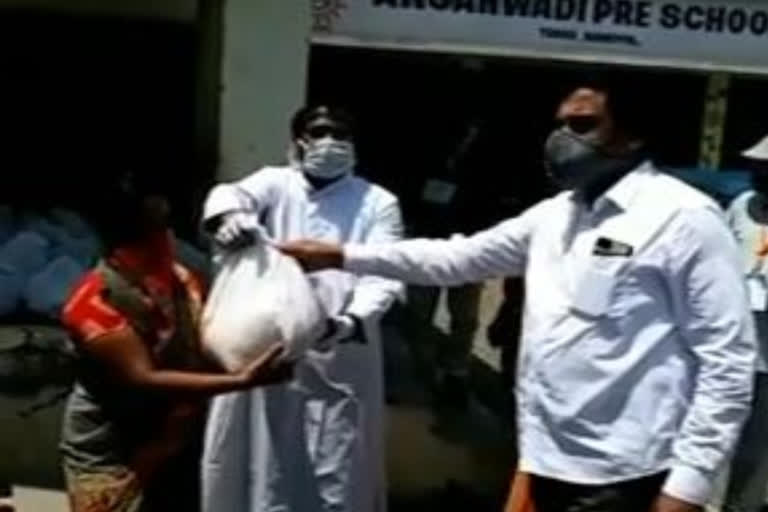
[83,327,292,397]
[237,344,294,388]
[650,495,702,512]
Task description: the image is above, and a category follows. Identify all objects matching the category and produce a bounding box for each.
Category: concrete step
[11,487,67,512]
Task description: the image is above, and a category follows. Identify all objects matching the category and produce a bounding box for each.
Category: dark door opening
[307,45,708,229]
[0,9,205,238]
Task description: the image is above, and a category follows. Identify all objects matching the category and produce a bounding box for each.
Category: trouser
[531,472,667,512]
[723,372,768,512]
[407,284,482,377]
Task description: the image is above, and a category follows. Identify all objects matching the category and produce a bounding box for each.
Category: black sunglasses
[561,115,601,135]
[305,125,352,141]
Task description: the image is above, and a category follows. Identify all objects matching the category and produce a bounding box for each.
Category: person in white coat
[201,105,404,512]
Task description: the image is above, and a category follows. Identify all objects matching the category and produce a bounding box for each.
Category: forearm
[344,223,527,287]
[665,210,758,504]
[664,347,754,504]
[137,369,245,397]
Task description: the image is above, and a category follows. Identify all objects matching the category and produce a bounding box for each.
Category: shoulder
[667,201,737,263]
[61,270,128,342]
[480,194,564,237]
[238,165,295,188]
[646,169,720,212]
[245,165,293,180]
[206,166,295,217]
[727,190,754,213]
[521,192,569,222]
[349,176,400,208]
[633,169,726,239]
[644,166,722,214]
[228,165,297,197]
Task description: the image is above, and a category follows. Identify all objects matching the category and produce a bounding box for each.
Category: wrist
[324,315,360,344]
[231,372,251,390]
[662,465,712,506]
[207,209,243,231]
[324,318,339,339]
[341,244,371,273]
[335,315,356,341]
[348,314,364,340]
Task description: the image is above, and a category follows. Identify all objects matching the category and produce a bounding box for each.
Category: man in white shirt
[280,86,756,512]
[722,134,768,512]
[201,105,403,512]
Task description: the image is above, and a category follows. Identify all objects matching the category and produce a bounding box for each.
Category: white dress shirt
[344,162,756,505]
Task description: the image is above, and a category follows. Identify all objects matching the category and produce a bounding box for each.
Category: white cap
[743,135,768,161]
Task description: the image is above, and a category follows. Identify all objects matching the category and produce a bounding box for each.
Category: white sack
[0,263,23,316]
[50,232,100,267]
[201,244,326,372]
[23,214,98,266]
[0,231,49,276]
[20,215,60,243]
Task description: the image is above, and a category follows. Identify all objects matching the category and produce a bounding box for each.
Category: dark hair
[560,76,649,140]
[89,171,168,250]
[290,105,356,140]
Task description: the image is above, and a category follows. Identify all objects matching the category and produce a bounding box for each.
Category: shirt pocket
[571,256,631,318]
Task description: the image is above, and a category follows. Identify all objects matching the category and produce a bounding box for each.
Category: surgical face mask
[544,128,634,190]
[300,136,356,180]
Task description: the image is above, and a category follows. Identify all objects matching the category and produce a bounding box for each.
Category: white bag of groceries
[202,244,326,371]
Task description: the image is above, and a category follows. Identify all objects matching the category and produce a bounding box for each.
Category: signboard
[311,0,768,73]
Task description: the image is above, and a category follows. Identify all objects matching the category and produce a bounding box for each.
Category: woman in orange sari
[59,174,292,512]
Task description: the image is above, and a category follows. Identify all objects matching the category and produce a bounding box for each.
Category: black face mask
[544,128,641,191]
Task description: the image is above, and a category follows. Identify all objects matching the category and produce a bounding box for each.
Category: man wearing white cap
[743,135,768,162]
[723,134,768,512]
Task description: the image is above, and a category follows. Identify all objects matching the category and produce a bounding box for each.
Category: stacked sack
[0,207,100,319]
[0,205,212,321]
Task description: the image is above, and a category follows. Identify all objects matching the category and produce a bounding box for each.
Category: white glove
[214,212,264,249]
[318,315,363,348]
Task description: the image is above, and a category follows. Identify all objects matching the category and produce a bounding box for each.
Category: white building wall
[217,0,311,181]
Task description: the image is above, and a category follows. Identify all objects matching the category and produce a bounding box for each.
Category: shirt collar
[573,160,654,213]
[296,167,354,197]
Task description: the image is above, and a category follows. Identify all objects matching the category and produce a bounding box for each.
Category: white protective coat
[202,166,404,512]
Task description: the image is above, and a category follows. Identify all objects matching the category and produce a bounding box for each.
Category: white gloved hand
[319,315,364,347]
[214,212,264,249]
